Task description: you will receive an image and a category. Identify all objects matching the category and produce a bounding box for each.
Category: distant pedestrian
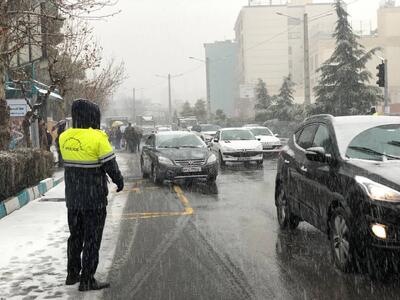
[115,126,122,150]
[136,127,142,152]
[46,129,52,151]
[60,99,124,292]
[38,117,49,150]
[369,106,378,115]
[53,120,66,167]
[124,123,135,153]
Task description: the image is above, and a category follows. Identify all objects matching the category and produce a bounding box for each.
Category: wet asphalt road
[103,152,400,300]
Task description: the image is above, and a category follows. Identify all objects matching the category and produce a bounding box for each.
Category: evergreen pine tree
[181,101,193,117]
[314,0,382,115]
[254,78,271,110]
[270,75,295,121]
[193,99,207,122]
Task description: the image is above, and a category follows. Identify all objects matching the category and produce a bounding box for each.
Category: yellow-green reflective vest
[59,128,115,168]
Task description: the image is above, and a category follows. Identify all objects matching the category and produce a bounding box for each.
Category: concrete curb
[0,176,64,220]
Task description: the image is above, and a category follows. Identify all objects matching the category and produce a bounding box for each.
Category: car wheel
[151,164,163,185]
[219,152,226,167]
[276,185,299,230]
[329,207,356,273]
[141,157,149,178]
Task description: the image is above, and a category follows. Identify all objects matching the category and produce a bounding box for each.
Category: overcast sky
[91,0,394,107]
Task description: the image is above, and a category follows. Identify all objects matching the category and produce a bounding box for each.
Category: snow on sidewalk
[0,181,127,299]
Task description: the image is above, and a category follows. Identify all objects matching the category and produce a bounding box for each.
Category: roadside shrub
[0,149,53,201]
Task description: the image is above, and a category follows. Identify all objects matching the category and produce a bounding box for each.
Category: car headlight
[355,176,400,202]
[158,156,174,166]
[207,154,217,164]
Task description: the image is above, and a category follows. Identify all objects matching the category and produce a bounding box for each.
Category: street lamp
[276,11,333,105]
[189,56,211,120]
[156,73,183,124]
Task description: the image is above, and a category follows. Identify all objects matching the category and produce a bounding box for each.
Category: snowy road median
[0,180,128,299]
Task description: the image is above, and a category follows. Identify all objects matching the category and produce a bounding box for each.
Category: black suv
[275,114,400,278]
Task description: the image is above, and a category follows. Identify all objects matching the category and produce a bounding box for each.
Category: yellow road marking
[112,186,158,194]
[112,184,194,220]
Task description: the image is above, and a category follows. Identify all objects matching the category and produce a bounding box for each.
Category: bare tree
[0,0,119,150]
[81,58,126,110]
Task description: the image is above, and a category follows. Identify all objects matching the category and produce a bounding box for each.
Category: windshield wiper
[180,145,202,148]
[388,140,400,147]
[348,146,400,160]
[158,146,179,149]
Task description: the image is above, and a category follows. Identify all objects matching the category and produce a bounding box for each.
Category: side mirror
[257,138,261,141]
[213,138,219,143]
[274,133,279,137]
[306,147,328,163]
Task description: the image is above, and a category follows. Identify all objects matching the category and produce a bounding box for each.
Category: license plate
[238,157,251,161]
[182,167,202,173]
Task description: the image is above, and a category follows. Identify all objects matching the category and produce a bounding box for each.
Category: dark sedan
[141,131,218,184]
[275,114,400,279]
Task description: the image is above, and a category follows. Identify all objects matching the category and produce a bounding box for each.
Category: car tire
[151,164,163,185]
[329,207,356,273]
[275,185,299,230]
[219,152,226,167]
[141,157,149,178]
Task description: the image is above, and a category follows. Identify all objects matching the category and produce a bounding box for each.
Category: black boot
[79,278,110,292]
[65,274,80,285]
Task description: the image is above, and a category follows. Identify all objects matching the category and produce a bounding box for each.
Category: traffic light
[376,62,385,87]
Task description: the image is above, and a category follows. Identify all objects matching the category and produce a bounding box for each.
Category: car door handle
[300,166,307,172]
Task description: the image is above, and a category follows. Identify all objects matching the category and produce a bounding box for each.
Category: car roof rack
[304,114,334,122]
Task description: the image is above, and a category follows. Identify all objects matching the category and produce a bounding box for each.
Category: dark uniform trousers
[67,208,107,280]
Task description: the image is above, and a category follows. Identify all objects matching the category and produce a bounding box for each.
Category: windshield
[346,124,400,161]
[200,124,221,132]
[221,129,255,141]
[249,128,273,136]
[156,133,205,148]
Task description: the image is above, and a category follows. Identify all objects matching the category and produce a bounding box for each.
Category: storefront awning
[34,86,63,101]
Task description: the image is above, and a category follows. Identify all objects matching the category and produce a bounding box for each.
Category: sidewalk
[0,159,129,299]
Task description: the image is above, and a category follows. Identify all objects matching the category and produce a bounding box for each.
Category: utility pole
[303,13,311,105]
[132,88,136,123]
[384,59,389,114]
[156,73,182,125]
[168,74,172,124]
[205,58,211,120]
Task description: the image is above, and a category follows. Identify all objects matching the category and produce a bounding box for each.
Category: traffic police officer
[60,99,124,292]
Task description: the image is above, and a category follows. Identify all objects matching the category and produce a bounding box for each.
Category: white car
[156,126,172,132]
[199,124,221,142]
[246,126,282,152]
[210,128,263,166]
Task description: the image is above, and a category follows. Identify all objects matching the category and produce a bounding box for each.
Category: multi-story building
[204,40,238,116]
[234,0,337,118]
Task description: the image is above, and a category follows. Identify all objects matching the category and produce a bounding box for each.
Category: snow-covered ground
[0,180,127,299]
